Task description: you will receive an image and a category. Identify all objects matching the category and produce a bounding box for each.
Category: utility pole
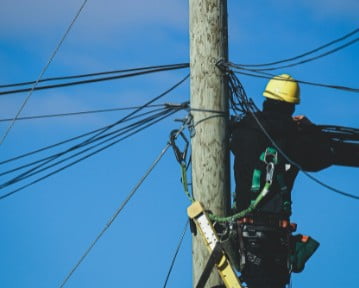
[189,0,230,287]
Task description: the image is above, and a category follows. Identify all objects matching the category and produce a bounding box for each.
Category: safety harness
[250,146,291,215]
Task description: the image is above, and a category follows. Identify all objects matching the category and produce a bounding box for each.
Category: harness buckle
[263,147,278,164]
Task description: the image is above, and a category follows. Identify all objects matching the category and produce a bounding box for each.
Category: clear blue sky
[0,1,358,287]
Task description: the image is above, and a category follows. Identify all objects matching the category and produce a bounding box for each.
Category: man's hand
[293,115,313,126]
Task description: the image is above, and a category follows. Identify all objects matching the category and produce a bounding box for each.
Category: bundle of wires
[224,28,359,93]
[0,74,189,200]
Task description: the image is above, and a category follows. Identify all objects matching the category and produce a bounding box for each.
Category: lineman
[230,74,358,288]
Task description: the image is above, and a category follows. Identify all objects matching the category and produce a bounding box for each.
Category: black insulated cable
[0,107,173,178]
[0,74,189,166]
[235,28,358,68]
[0,64,189,96]
[231,70,359,93]
[0,63,189,89]
[0,108,181,200]
[0,104,166,122]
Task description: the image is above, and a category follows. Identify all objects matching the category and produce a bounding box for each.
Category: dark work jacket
[230,109,333,217]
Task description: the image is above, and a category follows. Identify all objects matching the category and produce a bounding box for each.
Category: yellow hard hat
[263,74,300,104]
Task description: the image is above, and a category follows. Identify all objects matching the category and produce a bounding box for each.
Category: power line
[0,107,177,185]
[230,69,359,93]
[0,107,175,168]
[0,75,190,199]
[163,220,189,288]
[0,63,190,89]
[0,64,189,96]
[74,74,189,150]
[0,74,189,167]
[0,108,181,200]
[58,124,188,288]
[0,104,166,122]
[0,0,89,146]
[237,28,358,68]
[0,107,175,182]
[240,37,358,71]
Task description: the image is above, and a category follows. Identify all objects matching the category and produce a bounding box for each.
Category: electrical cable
[0,107,175,181]
[236,28,358,68]
[0,64,189,96]
[228,72,359,200]
[245,37,358,71]
[0,63,189,89]
[0,104,166,122]
[58,124,188,288]
[2,108,177,183]
[0,108,181,200]
[0,107,169,177]
[0,74,189,198]
[0,74,189,166]
[83,74,189,151]
[231,69,359,93]
[0,0,89,146]
[163,220,189,288]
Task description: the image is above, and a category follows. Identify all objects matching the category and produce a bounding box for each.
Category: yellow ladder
[187,201,243,288]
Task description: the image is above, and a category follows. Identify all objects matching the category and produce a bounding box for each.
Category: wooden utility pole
[189,0,230,287]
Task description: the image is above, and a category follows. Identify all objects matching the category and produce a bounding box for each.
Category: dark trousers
[238,224,291,288]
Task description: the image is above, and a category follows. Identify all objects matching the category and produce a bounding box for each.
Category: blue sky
[0,1,358,287]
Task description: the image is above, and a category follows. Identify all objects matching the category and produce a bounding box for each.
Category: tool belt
[237,215,297,232]
[290,234,320,273]
[233,218,319,276]
[235,220,292,287]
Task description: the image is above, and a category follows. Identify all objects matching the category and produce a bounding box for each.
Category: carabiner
[266,162,275,184]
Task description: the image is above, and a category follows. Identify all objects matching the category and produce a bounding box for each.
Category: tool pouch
[290,234,320,273]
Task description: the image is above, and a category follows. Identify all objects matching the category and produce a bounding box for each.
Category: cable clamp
[216,59,231,75]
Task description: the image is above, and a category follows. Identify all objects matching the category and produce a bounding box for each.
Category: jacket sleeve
[329,141,359,167]
[289,125,334,172]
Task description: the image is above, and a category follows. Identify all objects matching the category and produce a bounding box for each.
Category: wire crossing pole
[189,0,230,287]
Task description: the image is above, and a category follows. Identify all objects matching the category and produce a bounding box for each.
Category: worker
[230,74,359,288]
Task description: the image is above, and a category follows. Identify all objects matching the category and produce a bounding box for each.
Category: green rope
[208,182,271,222]
[180,162,194,202]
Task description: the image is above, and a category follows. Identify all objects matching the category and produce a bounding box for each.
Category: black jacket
[230,101,333,215]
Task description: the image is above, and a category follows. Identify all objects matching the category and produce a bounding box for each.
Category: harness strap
[250,146,292,214]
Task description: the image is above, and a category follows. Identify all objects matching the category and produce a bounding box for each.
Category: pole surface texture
[189,0,230,287]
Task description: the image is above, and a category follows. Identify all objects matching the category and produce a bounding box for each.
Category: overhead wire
[0,63,189,89]
[0,74,190,200]
[82,74,189,150]
[58,123,189,288]
[234,28,358,68]
[240,37,358,71]
[0,107,172,175]
[0,107,182,200]
[0,74,189,167]
[0,0,89,146]
[0,107,175,181]
[0,64,189,96]
[0,104,167,122]
[163,220,189,288]
[222,28,359,93]
[230,68,359,93]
